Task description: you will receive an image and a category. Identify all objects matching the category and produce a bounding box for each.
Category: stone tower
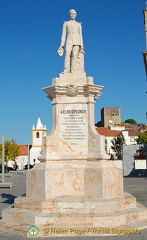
[101,107,121,127]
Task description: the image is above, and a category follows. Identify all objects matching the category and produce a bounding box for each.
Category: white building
[29,117,47,165]
[8,145,29,170]
[96,126,142,158]
[16,145,29,169]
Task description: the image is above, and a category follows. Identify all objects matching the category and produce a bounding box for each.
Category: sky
[0,0,147,144]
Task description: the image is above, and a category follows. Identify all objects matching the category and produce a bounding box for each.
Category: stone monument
[0,9,147,238]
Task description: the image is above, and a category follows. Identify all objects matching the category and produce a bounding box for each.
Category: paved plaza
[0,172,147,240]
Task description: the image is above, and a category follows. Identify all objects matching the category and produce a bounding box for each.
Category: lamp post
[28,143,30,170]
[2,134,5,183]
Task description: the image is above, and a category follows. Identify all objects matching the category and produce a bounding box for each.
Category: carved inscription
[60,107,87,146]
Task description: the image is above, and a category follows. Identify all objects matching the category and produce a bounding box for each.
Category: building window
[36,132,40,138]
[130,137,135,142]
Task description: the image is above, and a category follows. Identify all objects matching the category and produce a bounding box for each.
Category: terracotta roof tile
[96,127,143,137]
[96,127,121,136]
[126,129,142,137]
[18,145,28,155]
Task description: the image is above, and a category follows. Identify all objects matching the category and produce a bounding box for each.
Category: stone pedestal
[0,73,147,237]
[26,160,123,200]
[40,73,109,161]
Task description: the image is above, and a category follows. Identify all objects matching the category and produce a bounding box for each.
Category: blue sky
[0,0,147,144]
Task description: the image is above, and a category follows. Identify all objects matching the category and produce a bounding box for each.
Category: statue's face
[69,11,76,20]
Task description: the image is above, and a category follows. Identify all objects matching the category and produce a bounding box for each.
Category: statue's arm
[57,22,66,56]
[60,22,66,48]
[79,23,84,53]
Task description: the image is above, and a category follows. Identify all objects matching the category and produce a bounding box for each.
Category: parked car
[0,165,15,173]
[6,166,15,172]
[23,164,34,169]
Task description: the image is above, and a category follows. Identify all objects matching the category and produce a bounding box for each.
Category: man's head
[69,9,77,20]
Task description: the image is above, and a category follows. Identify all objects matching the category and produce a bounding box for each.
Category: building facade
[96,126,142,158]
[29,117,47,165]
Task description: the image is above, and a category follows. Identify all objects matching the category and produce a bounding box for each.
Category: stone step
[119,219,147,230]
[0,182,12,188]
[0,220,29,237]
[2,208,27,223]
[14,192,136,213]
[0,219,147,238]
[2,203,147,228]
[131,220,147,230]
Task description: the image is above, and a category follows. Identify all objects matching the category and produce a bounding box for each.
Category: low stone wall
[111,159,147,171]
[123,144,147,176]
[135,159,147,169]
[112,160,123,169]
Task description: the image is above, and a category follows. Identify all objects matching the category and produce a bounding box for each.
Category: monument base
[0,73,147,237]
[0,160,147,237]
[0,194,147,237]
[26,160,123,199]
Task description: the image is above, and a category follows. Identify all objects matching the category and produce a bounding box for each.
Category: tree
[111,134,125,159]
[125,119,137,124]
[136,131,147,145]
[0,138,19,162]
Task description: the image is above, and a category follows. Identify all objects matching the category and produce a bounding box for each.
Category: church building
[29,117,47,165]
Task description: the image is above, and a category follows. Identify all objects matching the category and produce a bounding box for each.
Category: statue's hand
[57,46,64,56]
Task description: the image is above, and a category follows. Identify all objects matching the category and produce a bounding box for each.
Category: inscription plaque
[59,104,87,149]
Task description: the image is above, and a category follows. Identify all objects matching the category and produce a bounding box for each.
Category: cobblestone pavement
[0,172,147,240]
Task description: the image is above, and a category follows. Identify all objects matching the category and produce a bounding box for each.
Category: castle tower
[30,117,47,164]
[101,107,121,127]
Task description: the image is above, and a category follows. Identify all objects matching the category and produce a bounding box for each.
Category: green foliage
[136,131,147,145]
[125,119,137,124]
[0,138,19,162]
[111,134,125,159]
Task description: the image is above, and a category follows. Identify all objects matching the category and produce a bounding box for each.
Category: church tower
[30,117,47,164]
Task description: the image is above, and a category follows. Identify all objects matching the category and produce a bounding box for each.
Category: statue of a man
[58,9,85,73]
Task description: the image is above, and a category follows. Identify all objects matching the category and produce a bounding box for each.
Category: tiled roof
[96,127,121,136]
[18,145,28,155]
[96,127,143,137]
[126,129,143,137]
